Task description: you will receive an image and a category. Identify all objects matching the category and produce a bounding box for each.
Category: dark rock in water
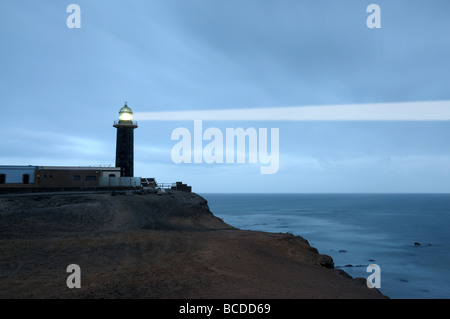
[369,259,376,262]
[342,264,366,268]
[414,242,421,246]
[339,250,347,253]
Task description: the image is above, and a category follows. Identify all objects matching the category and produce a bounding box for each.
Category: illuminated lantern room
[118,103,134,123]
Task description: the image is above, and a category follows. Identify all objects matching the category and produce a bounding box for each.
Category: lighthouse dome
[118,103,133,122]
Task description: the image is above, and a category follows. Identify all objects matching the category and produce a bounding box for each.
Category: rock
[335,269,353,279]
[414,242,421,246]
[319,254,334,269]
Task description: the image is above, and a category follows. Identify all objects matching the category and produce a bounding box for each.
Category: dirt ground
[0,191,386,299]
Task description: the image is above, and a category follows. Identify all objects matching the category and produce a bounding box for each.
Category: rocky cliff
[0,190,386,298]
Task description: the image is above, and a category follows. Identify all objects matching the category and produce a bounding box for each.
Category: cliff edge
[0,190,386,299]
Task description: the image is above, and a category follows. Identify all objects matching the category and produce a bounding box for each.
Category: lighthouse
[113,103,138,177]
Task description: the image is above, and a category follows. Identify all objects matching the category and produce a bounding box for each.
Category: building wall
[0,166,134,189]
[0,166,36,187]
[101,170,121,178]
[36,168,102,188]
[98,176,141,187]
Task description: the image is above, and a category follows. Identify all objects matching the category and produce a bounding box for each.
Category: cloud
[0,128,112,166]
[1,1,450,192]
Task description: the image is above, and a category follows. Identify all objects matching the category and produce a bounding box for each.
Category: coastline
[0,190,387,299]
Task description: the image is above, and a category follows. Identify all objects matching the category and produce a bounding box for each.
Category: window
[23,174,30,185]
[0,174,5,184]
[73,175,81,181]
[109,174,116,178]
[86,176,97,181]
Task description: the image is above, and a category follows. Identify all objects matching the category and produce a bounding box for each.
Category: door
[23,174,30,185]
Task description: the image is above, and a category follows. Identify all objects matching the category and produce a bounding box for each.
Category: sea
[201,193,450,299]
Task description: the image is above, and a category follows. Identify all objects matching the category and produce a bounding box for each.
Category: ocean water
[202,193,450,299]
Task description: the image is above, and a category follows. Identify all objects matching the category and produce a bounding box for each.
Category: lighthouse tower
[113,103,138,177]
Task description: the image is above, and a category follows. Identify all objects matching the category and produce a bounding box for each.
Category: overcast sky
[1,0,450,193]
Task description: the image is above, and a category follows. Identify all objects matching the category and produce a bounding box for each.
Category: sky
[1,0,450,193]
